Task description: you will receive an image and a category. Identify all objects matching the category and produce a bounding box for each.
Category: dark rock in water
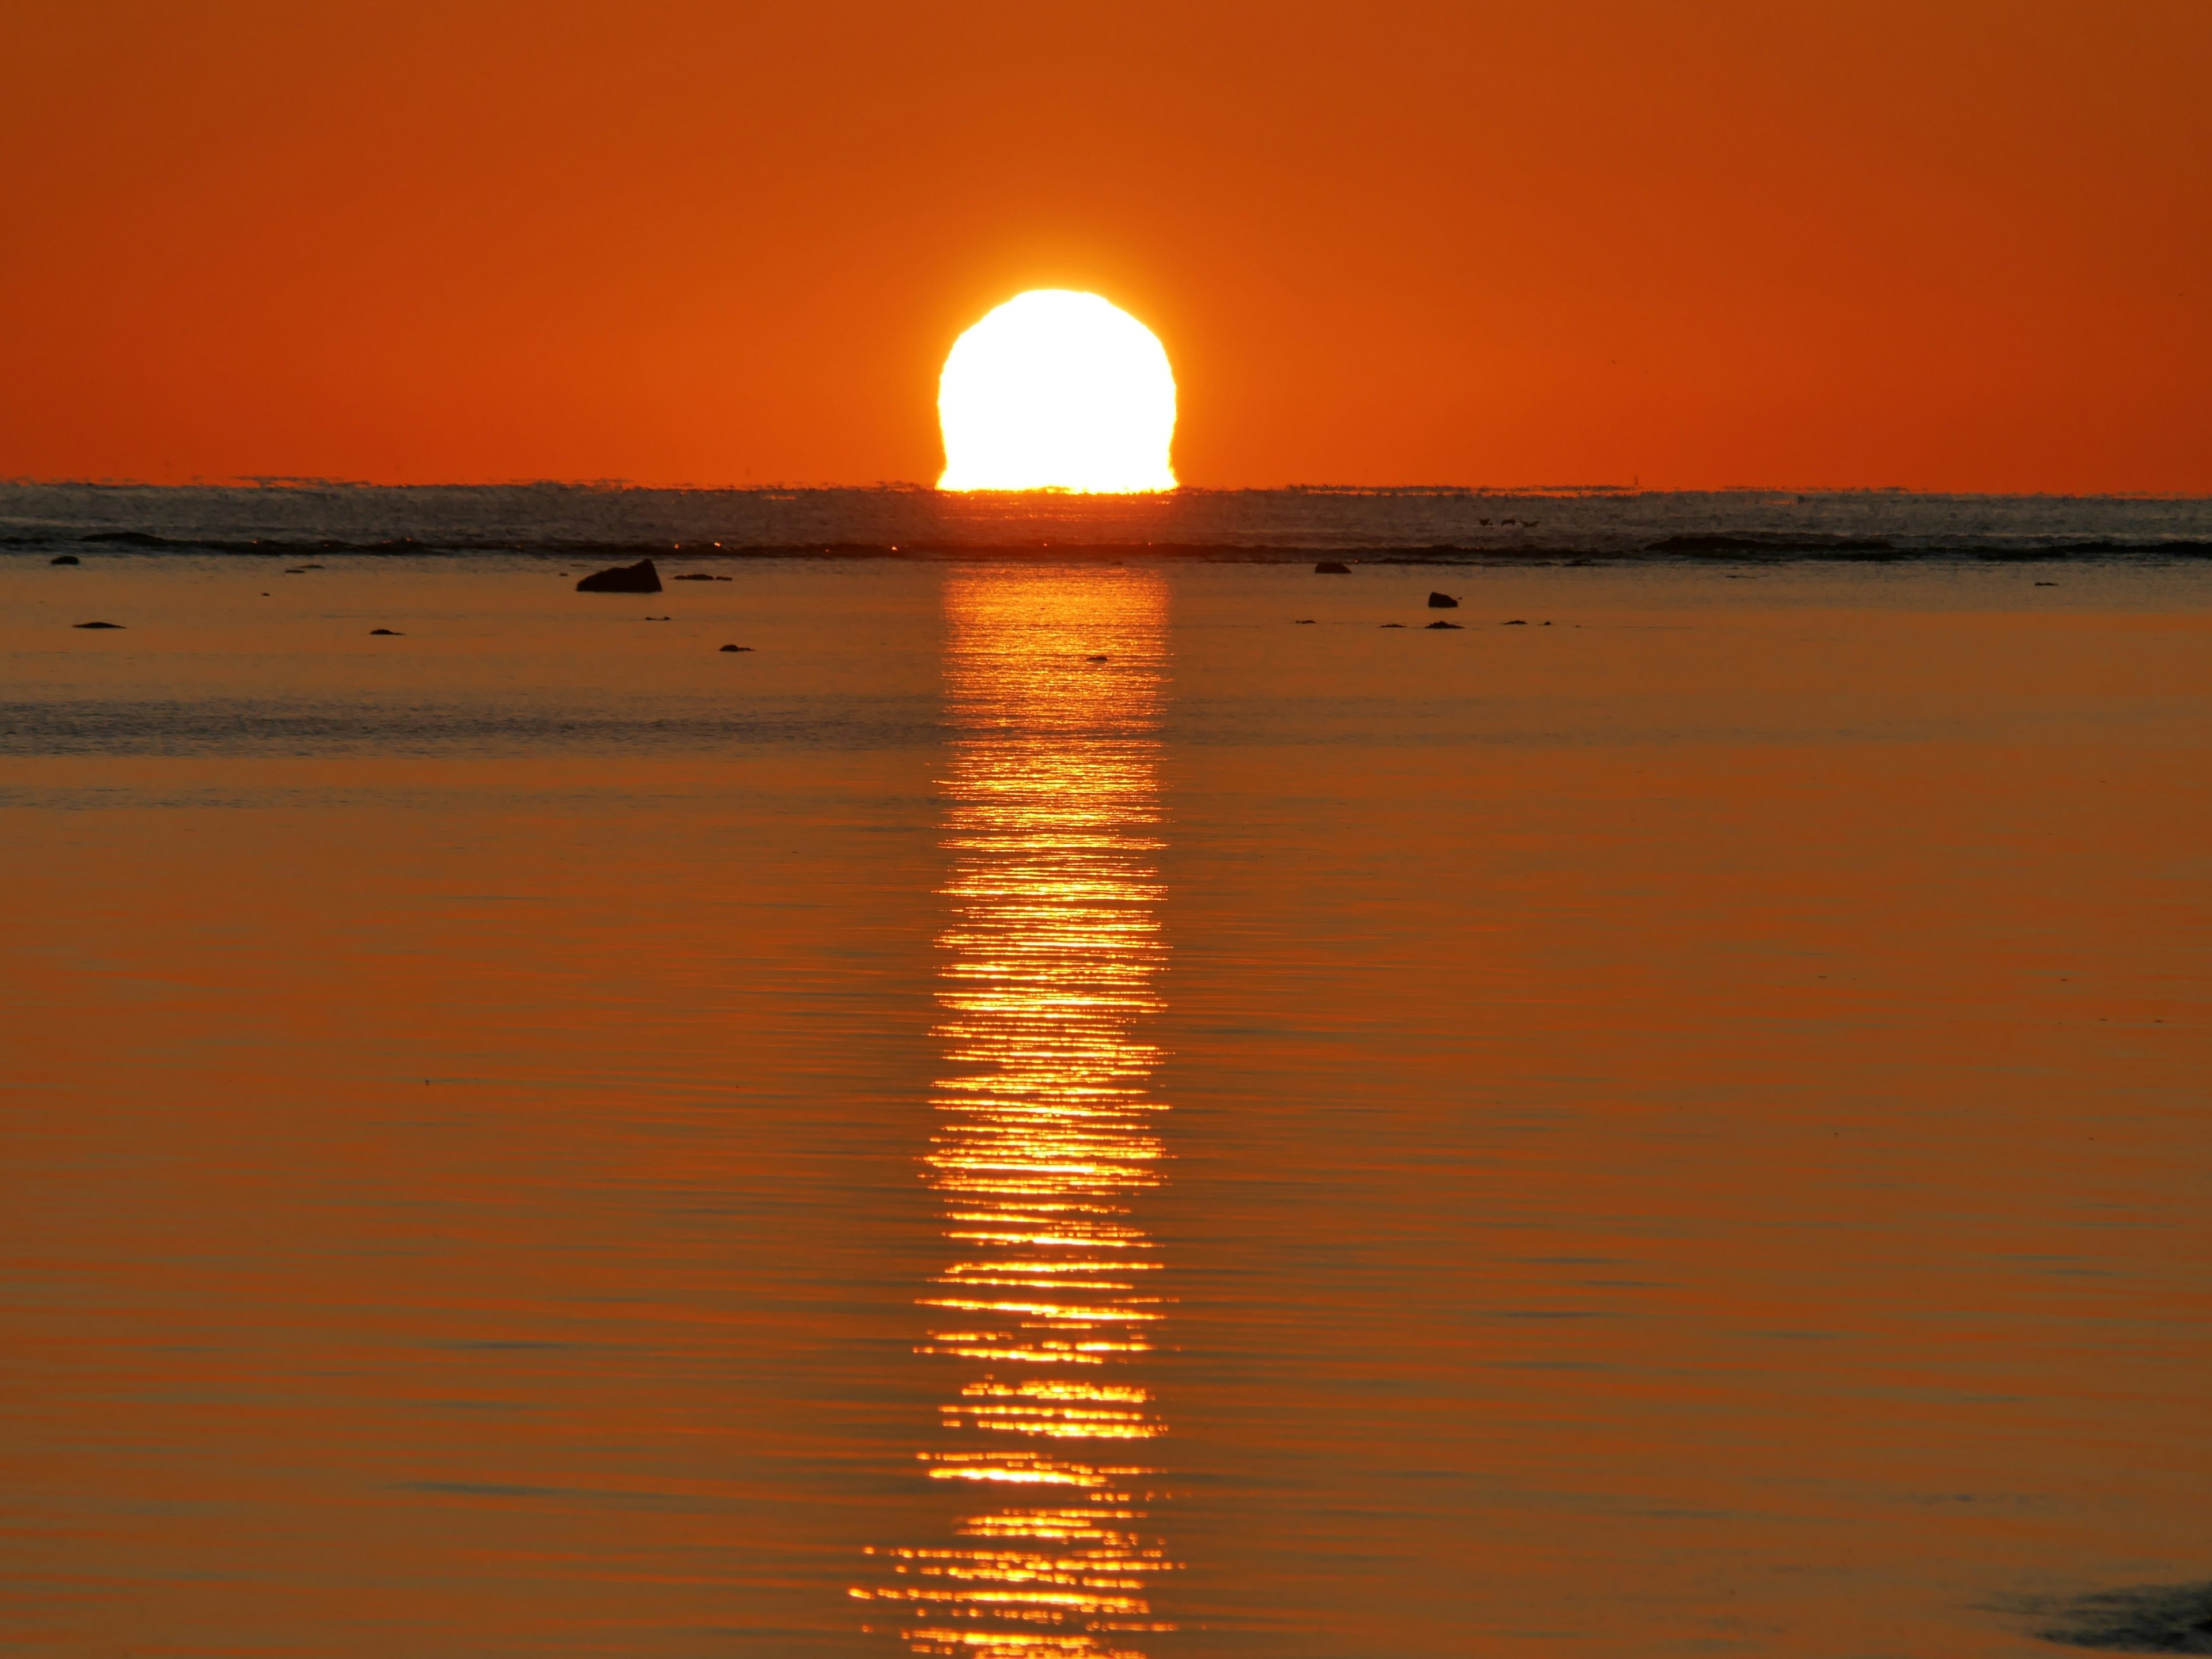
[2039,1580,2212,1652]
[369,628,402,636]
[1293,618,1316,624]
[2036,581,2057,586]
[672,573,718,581]
[575,558,661,593]
[1502,618,1528,626]
[718,643,752,653]
[73,620,123,629]
[1380,622,1406,628]
[643,615,671,621]
[1426,620,1463,630]
[1315,560,1352,574]
[1427,591,1460,608]
[50,554,79,565]
[1085,653,1109,662]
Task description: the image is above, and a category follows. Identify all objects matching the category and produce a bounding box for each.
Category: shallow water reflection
[858,568,1177,1657]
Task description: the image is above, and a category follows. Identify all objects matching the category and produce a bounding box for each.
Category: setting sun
[937,290,1177,493]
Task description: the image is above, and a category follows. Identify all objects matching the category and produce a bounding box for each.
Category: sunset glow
[937,291,1177,493]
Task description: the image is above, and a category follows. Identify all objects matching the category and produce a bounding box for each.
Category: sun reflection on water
[855,567,1176,1659]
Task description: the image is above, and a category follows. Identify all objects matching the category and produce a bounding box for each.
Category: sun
[937,290,1177,493]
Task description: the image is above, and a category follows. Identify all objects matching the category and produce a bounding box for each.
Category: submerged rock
[1426,620,1463,630]
[718,643,752,653]
[1427,591,1460,608]
[50,554,79,566]
[1085,653,1109,662]
[369,628,403,636]
[73,620,123,629]
[1293,618,1316,624]
[1380,622,1406,629]
[2039,1580,2212,1652]
[575,558,662,593]
[672,573,718,581]
[1502,619,1528,626]
[1315,560,1351,574]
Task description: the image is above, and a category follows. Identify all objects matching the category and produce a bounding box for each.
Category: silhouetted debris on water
[73,620,123,629]
[1380,622,1406,628]
[1293,618,1316,624]
[1315,560,1351,574]
[1085,654,1109,662]
[1503,619,1528,626]
[50,554,79,565]
[718,643,752,653]
[1426,620,1463,629]
[575,558,661,593]
[1427,590,1459,608]
[369,628,402,636]
[2039,1581,2212,1652]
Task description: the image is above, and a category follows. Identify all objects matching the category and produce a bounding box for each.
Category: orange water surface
[2,555,2208,1656]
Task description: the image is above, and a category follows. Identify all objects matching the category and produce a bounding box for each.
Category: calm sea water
[5,481,2211,558]
[2,527,2209,1656]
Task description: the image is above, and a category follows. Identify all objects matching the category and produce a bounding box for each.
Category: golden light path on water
[855,567,1177,1658]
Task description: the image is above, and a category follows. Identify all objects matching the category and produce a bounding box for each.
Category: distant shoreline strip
[5,530,2209,562]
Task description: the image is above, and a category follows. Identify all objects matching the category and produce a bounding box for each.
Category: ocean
[5,480,2211,560]
[2,488,2209,1656]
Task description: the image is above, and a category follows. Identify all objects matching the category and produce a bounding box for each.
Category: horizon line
[5,476,2210,503]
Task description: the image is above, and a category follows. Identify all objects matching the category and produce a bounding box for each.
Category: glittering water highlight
[857,568,1178,1657]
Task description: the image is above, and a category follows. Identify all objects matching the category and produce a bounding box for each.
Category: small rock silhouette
[50,554,79,566]
[576,558,662,593]
[1315,560,1352,574]
[369,628,402,636]
[1427,592,1460,608]
[672,573,718,582]
[1085,653,1109,662]
[1426,620,1463,630]
[718,643,752,653]
[1502,619,1528,626]
[1380,622,1406,629]
[73,620,123,629]
[1293,618,1316,624]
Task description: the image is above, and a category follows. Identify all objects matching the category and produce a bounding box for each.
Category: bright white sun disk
[937,290,1177,493]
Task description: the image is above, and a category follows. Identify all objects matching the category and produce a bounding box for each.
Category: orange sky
[4,1,2207,491]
